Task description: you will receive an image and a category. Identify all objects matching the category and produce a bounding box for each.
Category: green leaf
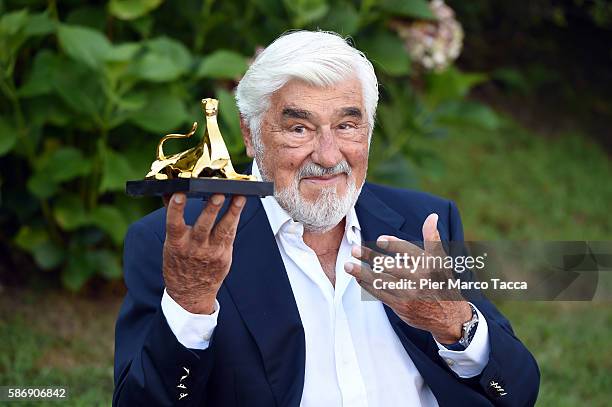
[109,0,164,21]
[378,0,435,19]
[62,248,122,290]
[57,24,112,70]
[358,31,410,76]
[107,91,149,129]
[130,93,190,133]
[129,15,154,37]
[320,1,360,35]
[14,226,48,251]
[0,9,28,36]
[425,67,488,107]
[215,88,243,154]
[32,241,65,270]
[53,194,88,230]
[132,36,192,82]
[18,50,57,97]
[100,146,139,192]
[196,50,248,80]
[14,226,64,270]
[105,42,142,62]
[34,147,92,183]
[436,101,502,131]
[27,173,58,199]
[283,0,330,27]
[24,11,56,36]
[47,148,92,182]
[0,10,55,66]
[0,116,17,156]
[91,249,122,279]
[52,58,105,118]
[89,205,128,244]
[62,251,96,291]
[0,9,29,63]
[26,95,75,127]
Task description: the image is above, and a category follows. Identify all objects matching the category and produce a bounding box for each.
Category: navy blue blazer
[113,182,540,406]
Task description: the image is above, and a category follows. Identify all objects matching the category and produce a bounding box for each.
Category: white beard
[257,157,362,233]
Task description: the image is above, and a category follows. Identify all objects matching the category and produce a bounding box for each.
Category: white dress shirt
[161,160,490,406]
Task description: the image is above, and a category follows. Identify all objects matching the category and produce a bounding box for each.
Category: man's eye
[292,125,306,134]
[338,122,356,130]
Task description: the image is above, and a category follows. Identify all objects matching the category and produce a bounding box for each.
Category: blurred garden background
[0,0,611,405]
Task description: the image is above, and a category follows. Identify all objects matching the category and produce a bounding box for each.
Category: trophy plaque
[126,98,274,198]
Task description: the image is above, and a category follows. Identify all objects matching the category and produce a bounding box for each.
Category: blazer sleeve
[113,221,215,406]
[448,201,541,407]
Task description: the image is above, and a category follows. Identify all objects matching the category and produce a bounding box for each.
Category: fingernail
[351,245,361,258]
[234,196,246,208]
[174,194,184,204]
[344,263,354,273]
[377,236,389,249]
[211,194,224,205]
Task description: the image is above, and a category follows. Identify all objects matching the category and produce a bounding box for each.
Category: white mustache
[297,160,352,179]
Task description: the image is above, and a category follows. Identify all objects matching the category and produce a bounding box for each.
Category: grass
[0,289,118,406]
[413,119,612,240]
[1,113,611,406]
[498,302,612,407]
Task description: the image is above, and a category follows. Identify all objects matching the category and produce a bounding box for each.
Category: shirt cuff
[435,303,490,378]
[161,288,220,350]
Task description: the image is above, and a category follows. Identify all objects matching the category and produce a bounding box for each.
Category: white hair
[235,30,379,143]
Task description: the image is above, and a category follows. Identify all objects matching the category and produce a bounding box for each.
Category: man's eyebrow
[282,108,312,120]
[338,107,363,119]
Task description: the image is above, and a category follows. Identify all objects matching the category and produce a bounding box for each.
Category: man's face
[249,77,370,209]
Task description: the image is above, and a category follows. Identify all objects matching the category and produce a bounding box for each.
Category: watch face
[461,306,479,347]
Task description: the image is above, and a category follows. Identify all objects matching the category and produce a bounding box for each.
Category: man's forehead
[272,77,363,102]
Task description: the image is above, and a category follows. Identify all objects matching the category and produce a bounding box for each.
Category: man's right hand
[163,193,246,315]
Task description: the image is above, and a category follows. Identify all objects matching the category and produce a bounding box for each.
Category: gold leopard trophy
[145,98,256,181]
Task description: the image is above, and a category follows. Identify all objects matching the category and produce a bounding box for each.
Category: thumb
[422,213,442,255]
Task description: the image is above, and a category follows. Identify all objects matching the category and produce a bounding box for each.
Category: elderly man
[113,31,539,406]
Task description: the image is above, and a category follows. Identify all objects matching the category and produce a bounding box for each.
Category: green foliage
[0,0,494,290]
[196,50,248,80]
[109,0,165,21]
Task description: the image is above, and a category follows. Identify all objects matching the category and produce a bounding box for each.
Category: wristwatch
[458,303,479,348]
[444,303,479,351]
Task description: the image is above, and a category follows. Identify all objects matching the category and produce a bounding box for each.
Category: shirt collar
[252,160,361,243]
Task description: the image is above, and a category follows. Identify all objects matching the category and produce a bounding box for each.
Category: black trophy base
[126,178,274,198]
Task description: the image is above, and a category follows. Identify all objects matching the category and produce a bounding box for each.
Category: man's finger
[192,194,225,244]
[376,235,422,256]
[166,193,188,241]
[211,195,246,245]
[353,244,418,279]
[344,262,399,304]
[422,213,446,257]
[351,244,383,267]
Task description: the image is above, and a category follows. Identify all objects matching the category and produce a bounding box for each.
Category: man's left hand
[344,213,472,344]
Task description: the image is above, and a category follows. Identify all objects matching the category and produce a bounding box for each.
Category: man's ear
[240,117,255,158]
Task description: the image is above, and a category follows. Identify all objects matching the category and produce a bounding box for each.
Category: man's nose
[311,126,343,168]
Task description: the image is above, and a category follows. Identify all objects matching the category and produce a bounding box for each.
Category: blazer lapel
[223,196,305,407]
